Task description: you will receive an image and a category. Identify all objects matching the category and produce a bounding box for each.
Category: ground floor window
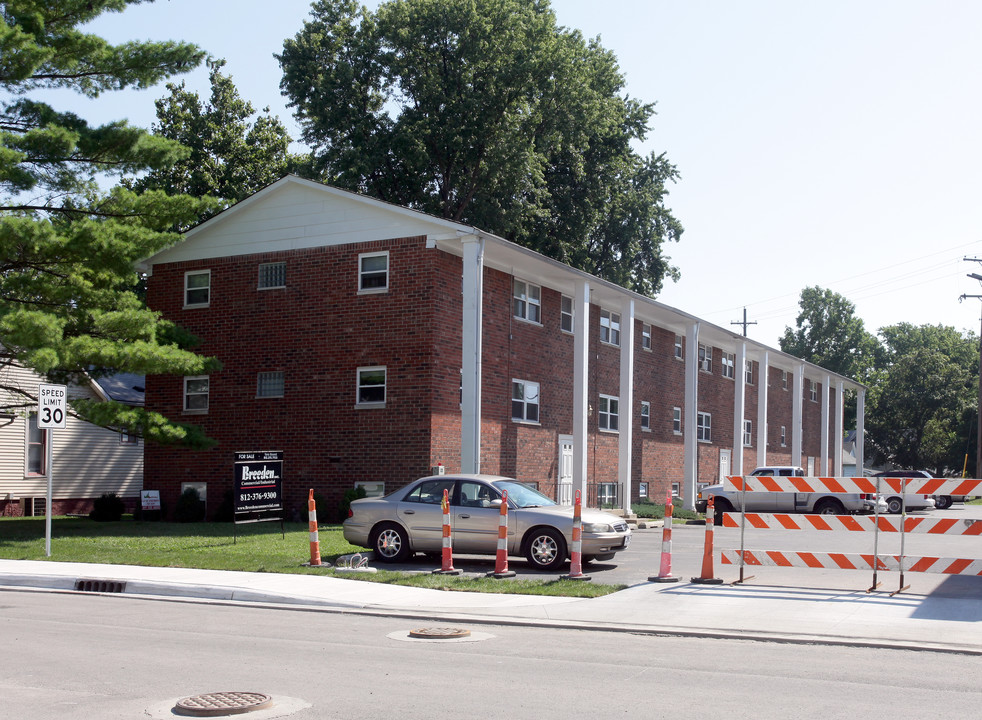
[697,411,711,442]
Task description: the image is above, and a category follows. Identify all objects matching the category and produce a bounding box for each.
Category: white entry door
[718,448,731,484]
[558,435,573,506]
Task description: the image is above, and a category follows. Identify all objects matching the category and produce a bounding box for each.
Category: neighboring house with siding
[0,362,144,517]
[139,175,866,521]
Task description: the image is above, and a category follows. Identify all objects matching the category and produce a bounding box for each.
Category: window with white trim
[119,430,139,445]
[184,270,210,307]
[184,376,209,413]
[258,262,286,289]
[641,323,651,350]
[639,482,649,498]
[359,251,389,292]
[780,425,787,447]
[697,412,711,442]
[512,279,541,323]
[672,407,682,434]
[674,334,683,360]
[782,370,789,390]
[600,310,620,346]
[671,482,680,497]
[640,401,650,430]
[357,367,386,405]
[511,379,540,423]
[722,352,735,379]
[599,394,619,431]
[560,295,574,333]
[743,419,753,447]
[810,379,818,402]
[26,412,45,475]
[256,371,285,398]
[745,360,754,384]
[698,344,712,373]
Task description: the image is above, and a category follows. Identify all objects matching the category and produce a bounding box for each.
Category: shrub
[174,487,206,523]
[90,492,124,522]
[339,486,367,521]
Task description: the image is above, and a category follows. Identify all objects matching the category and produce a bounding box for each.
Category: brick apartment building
[140,176,865,521]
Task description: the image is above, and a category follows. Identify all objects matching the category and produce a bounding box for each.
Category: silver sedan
[342,474,632,571]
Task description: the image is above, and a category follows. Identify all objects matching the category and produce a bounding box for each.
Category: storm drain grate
[74,579,126,593]
[174,691,273,717]
[408,627,471,639]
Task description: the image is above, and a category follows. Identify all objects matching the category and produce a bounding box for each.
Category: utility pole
[961,257,982,477]
[730,307,757,337]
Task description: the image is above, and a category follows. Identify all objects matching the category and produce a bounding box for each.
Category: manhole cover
[408,627,471,639]
[174,691,273,717]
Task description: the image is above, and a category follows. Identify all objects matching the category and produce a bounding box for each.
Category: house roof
[139,175,866,392]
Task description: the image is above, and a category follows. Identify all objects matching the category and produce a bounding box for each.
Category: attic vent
[74,579,126,594]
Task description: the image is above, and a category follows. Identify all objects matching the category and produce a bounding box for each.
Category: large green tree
[1,0,220,446]
[277,0,683,295]
[128,58,298,217]
[866,323,978,475]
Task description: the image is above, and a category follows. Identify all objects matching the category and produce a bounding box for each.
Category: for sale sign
[233,451,283,513]
[37,383,67,429]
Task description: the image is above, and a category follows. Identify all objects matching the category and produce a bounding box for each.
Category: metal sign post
[37,383,67,557]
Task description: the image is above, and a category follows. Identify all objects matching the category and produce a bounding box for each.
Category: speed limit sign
[37,383,67,429]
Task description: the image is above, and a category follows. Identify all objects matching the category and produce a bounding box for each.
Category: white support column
[792,364,804,468]
[732,342,747,477]
[459,234,484,474]
[757,351,769,468]
[573,280,590,500]
[820,373,831,476]
[834,380,845,476]
[683,321,700,510]
[855,388,866,475]
[618,298,635,515]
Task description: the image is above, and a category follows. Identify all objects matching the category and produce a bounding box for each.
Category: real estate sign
[233,451,284,514]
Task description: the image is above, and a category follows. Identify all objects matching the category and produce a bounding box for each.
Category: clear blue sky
[69,0,982,348]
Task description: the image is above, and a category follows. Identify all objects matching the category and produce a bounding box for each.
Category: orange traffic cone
[433,488,462,576]
[307,489,322,567]
[487,491,516,578]
[691,496,724,584]
[561,490,591,581]
[649,489,679,583]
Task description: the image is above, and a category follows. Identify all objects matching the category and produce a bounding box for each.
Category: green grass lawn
[0,516,622,598]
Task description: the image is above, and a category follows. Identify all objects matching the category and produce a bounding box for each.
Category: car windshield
[493,480,557,508]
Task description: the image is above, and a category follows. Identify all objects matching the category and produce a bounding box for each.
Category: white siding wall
[0,363,142,501]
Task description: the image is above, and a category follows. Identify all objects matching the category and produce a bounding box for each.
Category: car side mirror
[490,499,503,507]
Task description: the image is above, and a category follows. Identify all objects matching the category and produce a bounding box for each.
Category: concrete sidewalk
[1,558,980,655]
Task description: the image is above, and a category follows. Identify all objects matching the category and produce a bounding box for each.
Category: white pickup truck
[695,466,885,523]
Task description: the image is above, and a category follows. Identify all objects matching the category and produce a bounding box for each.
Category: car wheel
[370,523,411,563]
[524,527,567,571]
[886,497,903,514]
[815,498,845,515]
[935,495,953,510]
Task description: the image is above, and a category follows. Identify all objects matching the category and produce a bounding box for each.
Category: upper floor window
[780,425,787,447]
[745,360,754,385]
[641,323,652,350]
[359,251,389,292]
[697,411,712,442]
[184,270,210,308]
[184,376,209,413]
[743,419,753,447]
[258,262,286,289]
[26,412,45,475]
[560,295,574,333]
[782,370,789,390]
[257,371,285,398]
[640,401,650,430]
[511,379,540,423]
[810,380,818,402]
[722,352,735,379]
[672,406,682,434]
[698,344,712,373]
[674,334,683,360]
[119,430,140,445]
[600,310,620,346]
[513,279,541,323]
[599,394,619,431]
[357,366,386,406]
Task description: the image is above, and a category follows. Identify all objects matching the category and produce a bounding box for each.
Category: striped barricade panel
[725,475,982,496]
[721,550,982,575]
[719,513,982,535]
[876,478,982,496]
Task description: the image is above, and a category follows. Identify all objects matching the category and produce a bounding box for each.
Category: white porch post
[820,373,831,476]
[460,234,484,474]
[792,364,804,468]
[732,341,747,477]
[757,351,769,468]
[683,321,700,510]
[834,380,845,476]
[855,388,866,475]
[619,298,635,515]
[573,280,591,501]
